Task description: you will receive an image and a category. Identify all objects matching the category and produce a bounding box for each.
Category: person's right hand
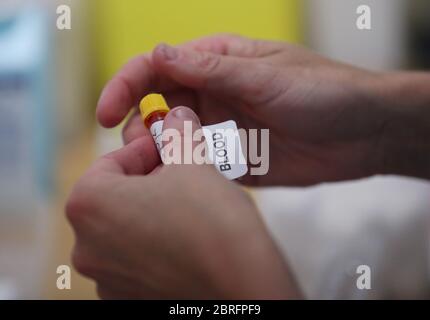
[97,34,430,186]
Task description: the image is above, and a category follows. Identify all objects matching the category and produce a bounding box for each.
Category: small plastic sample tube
[139,93,248,180]
[139,93,170,153]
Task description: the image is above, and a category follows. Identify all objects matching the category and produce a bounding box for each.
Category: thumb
[161,106,207,165]
[152,44,279,104]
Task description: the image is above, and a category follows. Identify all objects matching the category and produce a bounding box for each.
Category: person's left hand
[66,106,299,299]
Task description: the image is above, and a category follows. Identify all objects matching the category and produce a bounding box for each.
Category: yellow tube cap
[139,93,170,120]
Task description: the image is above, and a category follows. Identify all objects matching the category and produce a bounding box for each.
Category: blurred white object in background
[258,177,430,299]
[0,4,54,299]
[306,0,407,69]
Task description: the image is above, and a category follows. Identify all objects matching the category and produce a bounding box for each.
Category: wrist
[212,209,302,299]
[374,71,430,179]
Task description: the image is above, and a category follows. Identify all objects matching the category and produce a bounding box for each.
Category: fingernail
[159,44,178,61]
[171,106,200,124]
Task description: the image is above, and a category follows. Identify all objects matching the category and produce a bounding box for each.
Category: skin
[67,34,430,299]
[67,107,299,299]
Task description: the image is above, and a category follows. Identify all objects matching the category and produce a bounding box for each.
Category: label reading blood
[203,120,248,180]
[150,120,248,180]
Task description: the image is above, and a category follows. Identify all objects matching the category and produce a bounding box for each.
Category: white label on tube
[150,120,248,180]
[202,120,248,180]
[149,120,164,154]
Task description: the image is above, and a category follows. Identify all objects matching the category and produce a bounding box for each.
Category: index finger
[96,53,177,128]
[96,34,282,129]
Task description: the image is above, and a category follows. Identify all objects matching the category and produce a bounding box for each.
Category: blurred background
[0,0,429,299]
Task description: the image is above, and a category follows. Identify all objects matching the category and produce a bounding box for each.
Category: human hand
[67,106,299,299]
[96,34,397,186]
